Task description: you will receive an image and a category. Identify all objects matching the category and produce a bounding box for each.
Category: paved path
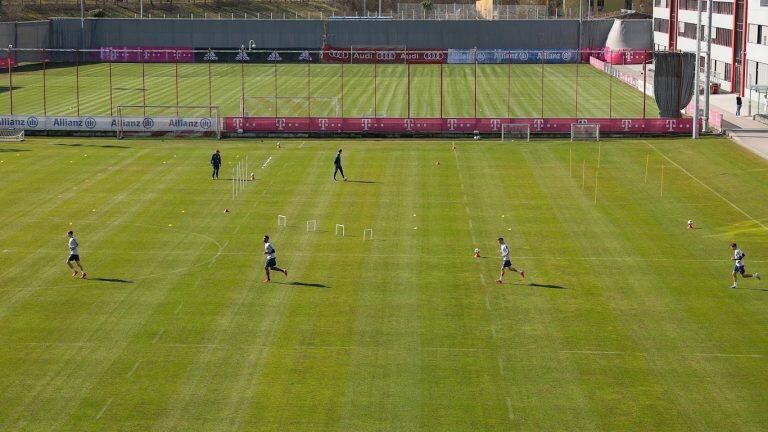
[614,64,768,161]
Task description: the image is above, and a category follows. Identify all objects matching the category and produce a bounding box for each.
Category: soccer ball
[474,248,480,254]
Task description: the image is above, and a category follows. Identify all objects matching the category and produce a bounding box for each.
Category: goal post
[571,123,600,141]
[0,129,24,142]
[501,124,530,142]
[240,96,341,117]
[116,105,221,139]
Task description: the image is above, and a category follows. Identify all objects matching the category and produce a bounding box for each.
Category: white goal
[116,105,221,139]
[0,129,24,141]
[501,124,530,142]
[240,96,341,117]
[571,123,600,141]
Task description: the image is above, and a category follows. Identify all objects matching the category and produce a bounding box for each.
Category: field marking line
[127,360,141,378]
[453,150,478,244]
[506,397,514,420]
[299,141,305,148]
[497,357,505,376]
[152,328,165,344]
[645,141,768,232]
[261,156,273,169]
[207,240,229,268]
[95,398,113,420]
[174,301,183,315]
[560,350,633,355]
[692,353,763,358]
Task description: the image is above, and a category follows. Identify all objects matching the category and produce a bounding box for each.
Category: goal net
[0,129,24,141]
[116,105,221,139]
[570,123,600,141]
[240,96,341,117]
[501,124,530,141]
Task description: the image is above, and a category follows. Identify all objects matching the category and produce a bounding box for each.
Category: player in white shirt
[66,230,87,279]
[263,235,288,283]
[731,243,760,288]
[496,237,524,284]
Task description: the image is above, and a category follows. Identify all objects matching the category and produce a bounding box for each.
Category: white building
[653,0,768,94]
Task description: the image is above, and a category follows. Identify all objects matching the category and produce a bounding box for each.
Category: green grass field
[4,63,659,118]
[1,136,767,431]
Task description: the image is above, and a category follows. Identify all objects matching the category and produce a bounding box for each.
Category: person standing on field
[66,230,87,279]
[210,149,222,179]
[730,243,760,288]
[333,148,348,181]
[263,235,288,283]
[736,96,742,116]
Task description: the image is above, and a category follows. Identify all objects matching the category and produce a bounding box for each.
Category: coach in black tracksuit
[333,149,347,181]
[211,149,222,179]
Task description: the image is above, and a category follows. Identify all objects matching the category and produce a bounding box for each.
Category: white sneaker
[755,273,761,280]
[730,284,737,289]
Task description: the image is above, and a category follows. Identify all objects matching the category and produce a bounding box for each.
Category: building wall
[745,0,768,90]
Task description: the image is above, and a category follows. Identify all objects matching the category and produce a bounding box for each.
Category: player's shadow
[0,148,31,152]
[736,287,768,292]
[509,282,567,289]
[91,277,134,283]
[54,143,131,149]
[346,180,377,184]
[273,281,329,288]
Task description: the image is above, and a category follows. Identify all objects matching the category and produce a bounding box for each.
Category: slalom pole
[660,164,665,197]
[582,160,585,189]
[597,141,601,169]
[232,169,235,199]
[594,171,598,204]
[569,145,572,176]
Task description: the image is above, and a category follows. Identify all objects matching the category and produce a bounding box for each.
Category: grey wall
[12,18,645,52]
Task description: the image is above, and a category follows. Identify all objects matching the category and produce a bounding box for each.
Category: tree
[421,0,433,13]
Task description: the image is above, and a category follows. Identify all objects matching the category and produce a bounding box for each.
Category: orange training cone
[224,208,230,213]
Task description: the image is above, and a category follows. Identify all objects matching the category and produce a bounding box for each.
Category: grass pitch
[4,63,659,118]
[0,136,767,430]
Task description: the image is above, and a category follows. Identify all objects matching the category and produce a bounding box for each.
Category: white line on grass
[152,328,165,344]
[207,240,229,268]
[261,156,273,169]
[497,357,505,376]
[95,398,113,420]
[692,353,763,358]
[645,141,768,232]
[506,397,514,420]
[299,141,305,148]
[127,360,141,378]
[174,301,183,314]
[560,350,633,355]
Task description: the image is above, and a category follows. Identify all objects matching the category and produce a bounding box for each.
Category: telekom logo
[490,119,501,131]
[665,119,677,131]
[318,118,329,130]
[361,118,372,131]
[447,119,458,131]
[533,119,544,131]
[275,118,286,130]
[621,119,632,131]
[577,119,588,124]
[404,118,414,130]
[233,118,243,129]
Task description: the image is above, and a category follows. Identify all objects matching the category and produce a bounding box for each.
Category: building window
[654,18,670,33]
[748,61,768,87]
[654,0,668,7]
[711,2,734,14]
[748,24,768,45]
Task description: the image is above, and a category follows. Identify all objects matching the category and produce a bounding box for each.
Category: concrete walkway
[614,64,768,161]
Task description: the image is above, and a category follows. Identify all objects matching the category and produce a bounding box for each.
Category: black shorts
[502,259,513,268]
[265,258,277,268]
[68,254,80,262]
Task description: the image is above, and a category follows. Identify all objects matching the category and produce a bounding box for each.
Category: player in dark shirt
[210,149,222,179]
[333,149,347,181]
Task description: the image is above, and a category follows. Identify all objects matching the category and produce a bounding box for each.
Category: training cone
[251,174,255,181]
[224,208,230,213]
[436,161,440,166]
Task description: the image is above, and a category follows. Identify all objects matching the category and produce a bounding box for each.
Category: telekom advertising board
[223,117,697,134]
[97,47,195,63]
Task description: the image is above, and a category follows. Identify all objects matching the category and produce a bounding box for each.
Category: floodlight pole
[80,0,84,48]
[703,0,713,131]
[693,0,703,139]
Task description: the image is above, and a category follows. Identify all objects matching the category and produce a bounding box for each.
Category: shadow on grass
[54,143,131,149]
[345,180,377,184]
[273,281,329,288]
[509,282,567,289]
[0,148,31,152]
[736,287,768,292]
[91,278,134,283]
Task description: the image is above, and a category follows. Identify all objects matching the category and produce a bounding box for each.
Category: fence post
[273,61,278,116]
[208,50,213,116]
[341,62,344,118]
[7,47,12,115]
[507,61,511,118]
[307,58,311,117]
[175,50,180,116]
[540,50,545,118]
[642,50,647,118]
[407,61,411,118]
[440,62,444,118]
[42,48,47,116]
[373,59,377,118]
[75,49,80,116]
[240,58,245,117]
[141,48,147,115]
[575,54,579,117]
[108,48,114,116]
[608,61,613,118]
[473,52,478,118]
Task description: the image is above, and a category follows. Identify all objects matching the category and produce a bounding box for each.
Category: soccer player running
[263,235,288,283]
[333,149,348,181]
[496,237,524,284]
[730,243,760,288]
[210,149,222,179]
[66,230,86,279]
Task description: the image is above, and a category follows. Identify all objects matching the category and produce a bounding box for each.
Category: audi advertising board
[320,44,447,64]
